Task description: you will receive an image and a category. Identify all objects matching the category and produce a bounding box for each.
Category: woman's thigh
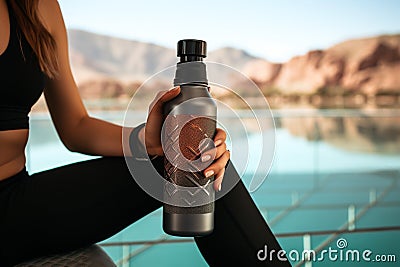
[0,157,163,266]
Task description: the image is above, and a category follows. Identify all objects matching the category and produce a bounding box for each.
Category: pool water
[26,111,400,266]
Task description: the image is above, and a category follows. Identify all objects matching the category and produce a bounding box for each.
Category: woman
[0,0,289,266]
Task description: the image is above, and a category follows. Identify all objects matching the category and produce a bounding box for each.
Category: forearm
[65,116,135,157]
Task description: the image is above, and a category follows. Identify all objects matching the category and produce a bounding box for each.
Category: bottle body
[162,84,217,236]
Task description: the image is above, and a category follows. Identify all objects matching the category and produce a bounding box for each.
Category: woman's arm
[39,0,229,190]
[40,0,124,156]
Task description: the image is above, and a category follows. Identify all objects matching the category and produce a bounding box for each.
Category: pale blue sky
[58,0,400,62]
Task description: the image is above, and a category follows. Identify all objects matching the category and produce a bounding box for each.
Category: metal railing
[99,226,400,247]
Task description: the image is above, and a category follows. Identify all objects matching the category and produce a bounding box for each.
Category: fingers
[214,168,225,192]
[201,142,226,162]
[201,128,229,191]
[203,150,230,191]
[213,128,227,146]
[145,87,181,156]
[148,86,181,114]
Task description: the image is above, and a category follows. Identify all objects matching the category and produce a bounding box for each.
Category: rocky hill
[67,30,400,101]
[246,35,400,96]
[68,29,257,83]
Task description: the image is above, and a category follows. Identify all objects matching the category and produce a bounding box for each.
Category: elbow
[60,131,81,152]
[62,137,80,153]
[58,116,88,153]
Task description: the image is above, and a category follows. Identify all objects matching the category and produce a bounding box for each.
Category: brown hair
[10,0,59,78]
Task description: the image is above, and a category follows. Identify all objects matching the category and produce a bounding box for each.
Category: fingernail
[169,86,179,91]
[205,170,214,178]
[218,183,222,192]
[215,140,222,146]
[201,154,212,162]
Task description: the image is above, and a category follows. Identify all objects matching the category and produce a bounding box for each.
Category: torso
[0,130,28,180]
[0,0,45,180]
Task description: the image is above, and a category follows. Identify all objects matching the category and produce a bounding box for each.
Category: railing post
[122,245,130,267]
[369,189,377,204]
[292,191,299,205]
[348,205,356,231]
[303,234,312,267]
[264,209,268,221]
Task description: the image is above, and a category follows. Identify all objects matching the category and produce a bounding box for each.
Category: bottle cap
[177,39,207,58]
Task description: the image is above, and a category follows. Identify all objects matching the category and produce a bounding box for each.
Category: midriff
[0,129,28,180]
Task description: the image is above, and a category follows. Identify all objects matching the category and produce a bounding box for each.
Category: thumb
[149,86,181,114]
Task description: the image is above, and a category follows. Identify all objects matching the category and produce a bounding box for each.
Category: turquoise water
[26,111,400,266]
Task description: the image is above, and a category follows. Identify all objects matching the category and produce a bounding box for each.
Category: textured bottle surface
[163,114,216,214]
[162,85,217,236]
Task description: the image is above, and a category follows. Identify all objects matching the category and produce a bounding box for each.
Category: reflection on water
[276,111,400,155]
[27,109,400,176]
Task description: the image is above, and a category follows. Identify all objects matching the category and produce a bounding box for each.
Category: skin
[0,0,229,191]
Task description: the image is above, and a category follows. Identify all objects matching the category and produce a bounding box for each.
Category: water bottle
[162,39,217,236]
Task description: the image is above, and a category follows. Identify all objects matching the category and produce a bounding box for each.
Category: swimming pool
[26,109,400,266]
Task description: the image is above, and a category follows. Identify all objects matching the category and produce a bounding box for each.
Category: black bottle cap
[177,39,207,59]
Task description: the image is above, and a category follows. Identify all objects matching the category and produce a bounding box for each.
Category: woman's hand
[141,86,230,191]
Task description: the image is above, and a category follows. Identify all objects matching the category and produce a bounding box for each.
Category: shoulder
[37,0,65,35]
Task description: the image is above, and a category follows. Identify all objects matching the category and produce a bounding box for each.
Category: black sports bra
[0,0,46,131]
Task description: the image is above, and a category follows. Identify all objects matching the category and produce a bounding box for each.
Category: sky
[58,0,400,62]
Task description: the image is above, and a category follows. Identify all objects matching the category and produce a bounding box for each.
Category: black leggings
[0,157,290,266]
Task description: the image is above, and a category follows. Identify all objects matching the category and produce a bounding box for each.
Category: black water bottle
[162,39,217,236]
